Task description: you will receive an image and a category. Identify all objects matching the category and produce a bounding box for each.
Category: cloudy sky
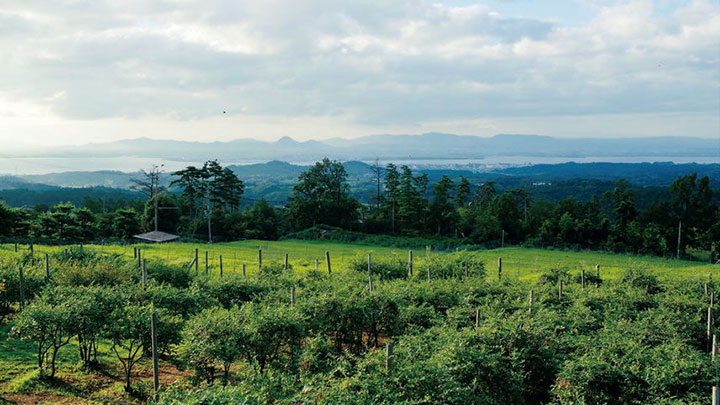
[0,0,718,148]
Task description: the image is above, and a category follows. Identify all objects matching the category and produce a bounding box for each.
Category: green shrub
[421,251,486,279]
[348,254,408,280]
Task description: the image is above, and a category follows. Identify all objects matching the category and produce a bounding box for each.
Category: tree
[10,293,73,379]
[455,177,472,208]
[669,173,715,255]
[383,164,400,233]
[113,208,141,240]
[428,175,457,235]
[131,165,166,232]
[285,158,360,230]
[369,158,384,209]
[183,307,244,385]
[172,161,244,241]
[239,303,305,375]
[104,305,180,393]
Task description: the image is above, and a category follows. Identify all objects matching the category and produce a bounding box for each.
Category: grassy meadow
[1,239,716,282]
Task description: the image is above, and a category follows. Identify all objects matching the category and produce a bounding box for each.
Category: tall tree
[130,165,166,232]
[383,164,400,234]
[285,158,360,230]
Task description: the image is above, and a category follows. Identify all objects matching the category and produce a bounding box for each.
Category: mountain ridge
[3,133,718,161]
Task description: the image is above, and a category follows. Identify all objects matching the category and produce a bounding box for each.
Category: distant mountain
[5,133,718,161]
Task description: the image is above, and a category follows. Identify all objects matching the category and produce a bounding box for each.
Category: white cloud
[0,0,717,147]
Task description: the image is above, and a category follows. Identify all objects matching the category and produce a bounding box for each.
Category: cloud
[0,0,717,145]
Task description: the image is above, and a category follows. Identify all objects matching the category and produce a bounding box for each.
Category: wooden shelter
[133,231,180,243]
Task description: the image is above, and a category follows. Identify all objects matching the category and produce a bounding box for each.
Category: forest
[0,158,719,261]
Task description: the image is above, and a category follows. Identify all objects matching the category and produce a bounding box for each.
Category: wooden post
[14,242,17,253]
[464,262,469,279]
[595,264,600,278]
[498,257,502,281]
[581,269,585,290]
[64,249,68,260]
[529,290,534,311]
[137,249,142,270]
[291,285,296,305]
[558,280,563,299]
[367,254,374,294]
[188,257,197,271]
[258,249,262,270]
[219,255,223,278]
[326,251,331,275]
[133,247,137,259]
[408,250,413,276]
[150,311,160,401]
[475,309,480,329]
[205,251,209,275]
[45,253,50,283]
[315,259,319,271]
[142,259,147,286]
[29,242,34,255]
[427,267,431,282]
[385,343,394,372]
[713,386,719,405]
[712,334,717,362]
[706,282,709,296]
[242,264,247,282]
[194,248,199,273]
[677,221,682,259]
[284,253,289,270]
[19,266,25,310]
[708,306,714,352]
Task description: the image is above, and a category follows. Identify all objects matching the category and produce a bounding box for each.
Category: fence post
[258,249,262,270]
[219,255,223,278]
[529,290,534,312]
[19,266,25,311]
[367,254,374,294]
[291,285,296,305]
[205,251,209,275]
[195,248,199,273]
[134,247,137,259]
[326,251,331,275]
[45,253,50,283]
[137,249,142,270]
[151,311,160,401]
[706,282,709,297]
[558,280,563,300]
[29,242,34,255]
[14,242,18,253]
[709,306,714,352]
[713,386,719,405]
[315,259,319,271]
[581,269,585,290]
[464,262,469,279]
[385,343,394,372]
[408,250,413,276]
[712,334,717,362]
[142,259,147,286]
[64,249,68,260]
[475,309,480,329]
[427,267,431,282]
[188,257,197,272]
[242,264,247,282]
[498,257,502,281]
[284,253,289,270]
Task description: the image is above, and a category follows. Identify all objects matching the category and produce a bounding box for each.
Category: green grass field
[1,239,716,282]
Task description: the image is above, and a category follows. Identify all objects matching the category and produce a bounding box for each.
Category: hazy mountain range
[5,133,719,161]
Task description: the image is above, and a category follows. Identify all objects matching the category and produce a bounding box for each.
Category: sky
[0,0,718,149]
